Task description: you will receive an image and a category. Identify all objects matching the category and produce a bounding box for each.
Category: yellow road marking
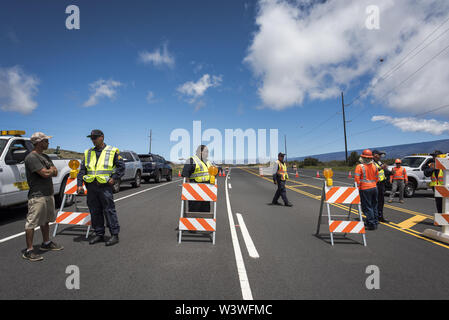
[240,167,449,250]
[396,215,429,229]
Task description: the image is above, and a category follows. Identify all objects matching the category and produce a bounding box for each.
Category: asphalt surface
[0,168,448,299]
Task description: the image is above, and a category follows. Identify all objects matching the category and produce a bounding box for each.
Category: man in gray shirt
[23,132,63,262]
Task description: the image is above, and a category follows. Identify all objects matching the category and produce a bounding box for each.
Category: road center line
[225,168,254,300]
[0,179,181,244]
[236,213,259,259]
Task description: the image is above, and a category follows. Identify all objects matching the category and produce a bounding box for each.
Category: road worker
[270,152,293,207]
[182,144,212,212]
[354,149,379,230]
[373,150,389,222]
[77,129,125,246]
[388,159,408,204]
[424,150,445,213]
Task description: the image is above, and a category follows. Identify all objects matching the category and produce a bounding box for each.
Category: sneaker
[365,225,377,231]
[399,200,404,204]
[269,202,282,206]
[40,241,64,251]
[378,217,389,223]
[285,203,293,207]
[387,199,393,203]
[22,250,43,262]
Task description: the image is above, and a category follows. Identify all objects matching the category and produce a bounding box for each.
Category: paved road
[0,168,448,299]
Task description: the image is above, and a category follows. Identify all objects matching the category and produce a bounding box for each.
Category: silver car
[112,150,143,193]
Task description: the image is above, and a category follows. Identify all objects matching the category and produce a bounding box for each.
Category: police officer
[373,150,389,222]
[77,129,125,246]
[271,152,293,207]
[424,150,445,213]
[182,145,212,212]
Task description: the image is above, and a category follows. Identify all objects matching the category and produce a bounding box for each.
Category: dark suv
[138,153,172,183]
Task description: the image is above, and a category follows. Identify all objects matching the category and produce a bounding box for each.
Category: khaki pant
[389,180,405,201]
[26,196,56,229]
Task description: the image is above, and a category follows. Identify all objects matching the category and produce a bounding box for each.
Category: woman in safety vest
[424,150,445,213]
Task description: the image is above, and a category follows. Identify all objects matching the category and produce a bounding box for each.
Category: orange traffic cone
[219,171,222,177]
[316,171,320,178]
[295,170,299,178]
[348,171,352,179]
[223,171,226,177]
[178,170,181,177]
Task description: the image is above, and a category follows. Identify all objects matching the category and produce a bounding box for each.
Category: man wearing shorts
[23,132,63,262]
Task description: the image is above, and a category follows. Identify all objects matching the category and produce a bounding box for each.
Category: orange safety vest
[391,166,407,180]
[355,163,378,190]
[277,160,289,181]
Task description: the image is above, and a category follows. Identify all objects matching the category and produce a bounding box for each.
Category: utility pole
[341,92,348,164]
[284,134,287,163]
[149,129,152,154]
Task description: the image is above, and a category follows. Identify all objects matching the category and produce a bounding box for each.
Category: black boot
[89,235,105,245]
[105,234,119,246]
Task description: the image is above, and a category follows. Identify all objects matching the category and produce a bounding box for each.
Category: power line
[345,14,449,108]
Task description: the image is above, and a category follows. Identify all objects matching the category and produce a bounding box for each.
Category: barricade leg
[327,203,334,246]
[52,193,67,238]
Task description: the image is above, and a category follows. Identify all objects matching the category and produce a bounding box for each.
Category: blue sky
[1,0,449,163]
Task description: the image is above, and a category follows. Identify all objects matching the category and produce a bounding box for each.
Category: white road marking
[225,168,254,300]
[0,179,181,244]
[236,213,259,259]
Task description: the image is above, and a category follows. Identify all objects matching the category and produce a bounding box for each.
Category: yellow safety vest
[277,160,289,181]
[190,155,212,183]
[83,145,119,184]
[374,161,385,182]
[429,169,444,187]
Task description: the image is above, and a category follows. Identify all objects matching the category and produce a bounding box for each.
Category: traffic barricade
[423,157,449,244]
[53,160,92,239]
[178,178,217,244]
[53,177,90,238]
[315,169,366,246]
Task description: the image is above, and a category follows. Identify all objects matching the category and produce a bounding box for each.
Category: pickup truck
[111,150,143,193]
[138,153,172,183]
[385,154,434,198]
[0,131,74,208]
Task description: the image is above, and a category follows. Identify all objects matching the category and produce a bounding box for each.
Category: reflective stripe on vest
[361,165,377,184]
[430,169,444,187]
[277,160,289,181]
[392,167,406,180]
[83,146,118,184]
[374,161,385,182]
[190,155,211,183]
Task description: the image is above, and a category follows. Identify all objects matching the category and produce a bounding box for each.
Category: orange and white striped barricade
[178,178,217,244]
[52,178,91,238]
[315,182,366,246]
[423,157,449,244]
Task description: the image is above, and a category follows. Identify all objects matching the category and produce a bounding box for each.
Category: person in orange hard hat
[354,149,379,230]
[388,159,408,204]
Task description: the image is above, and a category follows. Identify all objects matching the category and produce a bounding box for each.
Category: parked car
[0,130,74,208]
[138,153,172,183]
[112,150,143,193]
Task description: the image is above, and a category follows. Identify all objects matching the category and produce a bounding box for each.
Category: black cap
[278,152,286,157]
[431,150,443,156]
[87,129,104,138]
[372,150,386,155]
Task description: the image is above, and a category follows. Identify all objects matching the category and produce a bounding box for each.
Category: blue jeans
[360,187,379,226]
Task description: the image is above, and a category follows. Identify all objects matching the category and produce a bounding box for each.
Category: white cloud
[372,115,449,135]
[146,91,156,104]
[245,0,449,113]
[177,74,222,105]
[83,79,122,107]
[139,43,175,68]
[0,66,39,114]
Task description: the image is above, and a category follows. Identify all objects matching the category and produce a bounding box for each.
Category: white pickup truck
[386,154,434,197]
[0,130,73,208]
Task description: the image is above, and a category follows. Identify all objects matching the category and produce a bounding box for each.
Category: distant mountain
[291,139,449,162]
